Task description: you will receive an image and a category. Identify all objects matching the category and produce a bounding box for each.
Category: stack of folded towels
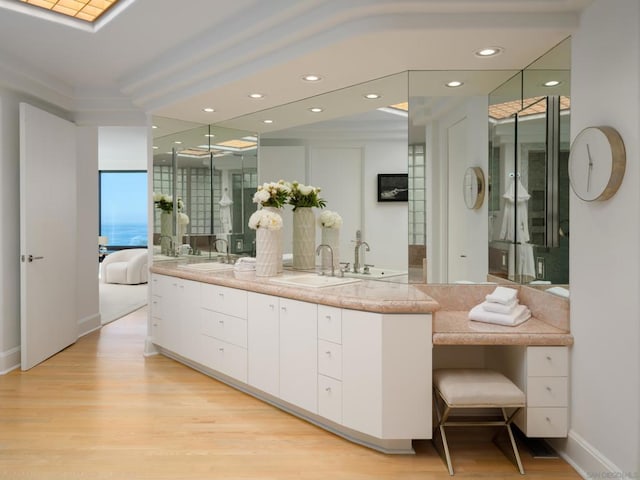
[234,257,256,272]
[468,286,531,326]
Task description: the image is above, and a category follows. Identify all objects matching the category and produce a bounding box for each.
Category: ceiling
[0,0,592,129]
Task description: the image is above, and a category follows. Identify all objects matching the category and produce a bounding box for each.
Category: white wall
[552,0,640,475]
[98,126,148,170]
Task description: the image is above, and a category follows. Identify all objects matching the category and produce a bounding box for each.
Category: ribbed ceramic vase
[321,227,340,272]
[263,207,283,273]
[255,228,279,277]
[292,207,316,270]
[160,211,173,255]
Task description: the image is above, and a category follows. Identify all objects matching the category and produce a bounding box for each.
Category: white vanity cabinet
[247,292,280,397]
[150,274,200,359]
[317,305,343,424]
[200,283,248,383]
[488,345,569,437]
[342,310,432,439]
[278,298,318,413]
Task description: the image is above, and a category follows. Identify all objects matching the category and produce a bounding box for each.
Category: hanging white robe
[219,190,233,234]
[500,177,536,281]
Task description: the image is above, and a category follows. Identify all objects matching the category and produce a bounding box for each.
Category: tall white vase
[255,228,279,277]
[292,207,316,270]
[160,211,173,255]
[321,227,340,272]
[263,207,283,273]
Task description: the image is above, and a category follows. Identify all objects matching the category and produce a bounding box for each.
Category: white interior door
[20,103,78,370]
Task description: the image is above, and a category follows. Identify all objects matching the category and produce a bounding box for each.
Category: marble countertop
[150,261,573,346]
[150,261,440,314]
[433,310,573,346]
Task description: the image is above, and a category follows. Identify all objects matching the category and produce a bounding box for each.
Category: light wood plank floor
[0,307,581,480]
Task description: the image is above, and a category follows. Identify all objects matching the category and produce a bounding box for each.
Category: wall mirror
[152,121,257,260]
[488,38,570,288]
[150,38,570,293]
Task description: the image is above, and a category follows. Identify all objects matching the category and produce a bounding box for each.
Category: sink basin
[269,274,361,288]
[177,262,234,273]
[344,267,407,279]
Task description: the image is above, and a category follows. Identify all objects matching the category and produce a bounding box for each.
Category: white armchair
[100,248,149,285]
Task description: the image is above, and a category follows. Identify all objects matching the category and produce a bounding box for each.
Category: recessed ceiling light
[475,46,503,57]
[302,74,322,82]
[309,107,324,113]
[152,125,158,129]
[249,93,264,99]
[364,93,381,99]
[446,81,464,88]
[174,141,182,145]
[543,80,562,87]
[203,107,215,113]
[205,134,215,138]
[152,146,158,149]
[263,119,274,124]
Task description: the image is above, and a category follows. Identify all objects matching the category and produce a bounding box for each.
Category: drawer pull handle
[218,293,224,298]
[281,306,287,312]
[269,304,275,309]
[546,386,552,392]
[325,387,331,393]
[219,320,224,324]
[219,348,224,352]
[546,355,552,360]
[325,315,331,320]
[325,351,332,356]
[545,417,551,422]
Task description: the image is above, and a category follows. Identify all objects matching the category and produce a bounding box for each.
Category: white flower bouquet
[288,181,326,210]
[248,209,283,231]
[153,192,184,213]
[253,180,291,208]
[319,210,343,229]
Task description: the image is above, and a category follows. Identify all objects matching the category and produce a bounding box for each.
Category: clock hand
[586,143,594,192]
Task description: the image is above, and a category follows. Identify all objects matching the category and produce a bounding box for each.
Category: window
[99,171,148,249]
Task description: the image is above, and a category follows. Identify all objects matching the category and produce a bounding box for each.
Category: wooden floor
[0,307,581,480]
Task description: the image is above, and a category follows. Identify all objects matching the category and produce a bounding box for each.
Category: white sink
[269,274,361,288]
[177,262,234,273]
[344,267,407,279]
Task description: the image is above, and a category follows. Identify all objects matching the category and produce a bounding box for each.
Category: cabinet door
[279,298,318,413]
[247,292,280,397]
[162,278,200,360]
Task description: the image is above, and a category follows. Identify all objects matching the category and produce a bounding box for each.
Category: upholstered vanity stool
[432,368,526,475]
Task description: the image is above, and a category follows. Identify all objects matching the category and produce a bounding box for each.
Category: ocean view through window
[100,171,148,248]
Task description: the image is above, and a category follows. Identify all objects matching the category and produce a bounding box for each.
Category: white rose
[178,213,189,225]
[299,184,313,196]
[253,190,270,204]
[153,192,162,202]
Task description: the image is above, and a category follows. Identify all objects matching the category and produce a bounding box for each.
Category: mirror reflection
[151,38,570,293]
[152,123,257,261]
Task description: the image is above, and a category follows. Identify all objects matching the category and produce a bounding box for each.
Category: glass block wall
[408,143,426,245]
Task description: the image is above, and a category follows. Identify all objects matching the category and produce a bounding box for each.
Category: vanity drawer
[318,339,342,380]
[318,305,342,344]
[527,346,568,377]
[201,309,247,348]
[527,377,568,407]
[202,336,247,383]
[318,374,342,424]
[201,284,248,319]
[519,407,568,438]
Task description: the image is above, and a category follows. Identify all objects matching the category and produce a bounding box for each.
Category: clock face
[463,167,484,209]
[569,128,613,201]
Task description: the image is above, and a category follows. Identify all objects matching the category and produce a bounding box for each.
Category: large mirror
[152,122,258,260]
[153,38,570,291]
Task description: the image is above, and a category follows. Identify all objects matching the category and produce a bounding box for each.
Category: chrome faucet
[214,238,231,264]
[316,244,335,276]
[159,234,175,256]
[353,230,370,273]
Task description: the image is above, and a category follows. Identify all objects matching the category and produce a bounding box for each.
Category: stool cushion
[434,368,525,407]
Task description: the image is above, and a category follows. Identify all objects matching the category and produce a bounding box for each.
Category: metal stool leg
[432,390,454,475]
[502,408,525,475]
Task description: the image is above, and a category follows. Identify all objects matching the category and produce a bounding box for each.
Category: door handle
[22,254,44,263]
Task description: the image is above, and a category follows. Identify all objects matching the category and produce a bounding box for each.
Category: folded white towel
[546,286,570,299]
[469,303,531,327]
[481,299,518,314]
[485,286,519,305]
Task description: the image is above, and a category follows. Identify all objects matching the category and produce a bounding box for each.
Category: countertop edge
[150,264,440,315]
[433,332,574,346]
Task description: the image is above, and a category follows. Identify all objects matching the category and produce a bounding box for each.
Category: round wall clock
[568,126,626,202]
[463,166,485,210]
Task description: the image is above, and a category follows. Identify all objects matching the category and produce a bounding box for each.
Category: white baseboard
[78,312,101,337]
[0,346,20,374]
[549,429,626,479]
